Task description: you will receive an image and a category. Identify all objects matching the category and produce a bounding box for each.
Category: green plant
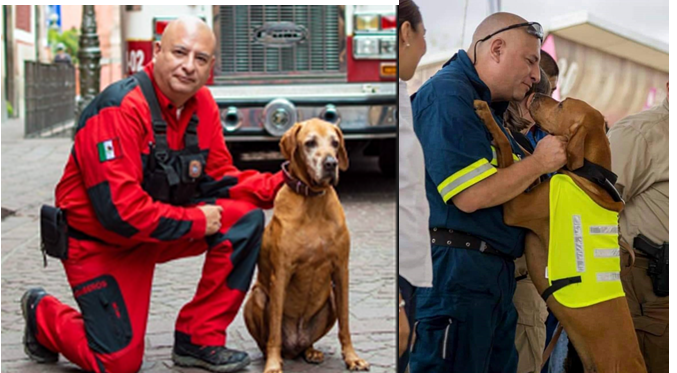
[48,26,80,64]
[6,101,13,117]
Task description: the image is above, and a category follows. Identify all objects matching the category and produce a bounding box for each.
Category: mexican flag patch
[97,139,120,162]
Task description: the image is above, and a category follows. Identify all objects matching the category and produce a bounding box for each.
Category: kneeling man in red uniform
[22,16,283,373]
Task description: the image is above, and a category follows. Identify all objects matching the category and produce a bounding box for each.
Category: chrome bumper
[209,82,396,141]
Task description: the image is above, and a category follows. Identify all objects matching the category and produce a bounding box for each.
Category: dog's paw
[263,357,284,373]
[345,357,370,371]
[303,347,325,364]
[473,100,491,115]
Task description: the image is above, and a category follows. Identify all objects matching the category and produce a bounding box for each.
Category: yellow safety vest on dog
[547,174,625,308]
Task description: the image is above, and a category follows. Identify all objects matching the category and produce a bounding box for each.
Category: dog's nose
[323,156,338,171]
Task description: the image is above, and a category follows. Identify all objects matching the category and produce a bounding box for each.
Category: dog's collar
[281,161,325,197]
[569,159,623,203]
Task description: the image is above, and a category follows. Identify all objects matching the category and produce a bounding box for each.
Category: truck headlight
[353,36,396,60]
[354,38,379,57]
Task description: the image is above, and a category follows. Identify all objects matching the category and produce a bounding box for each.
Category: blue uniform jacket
[412,50,527,258]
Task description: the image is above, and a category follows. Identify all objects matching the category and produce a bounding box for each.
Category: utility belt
[634,234,669,297]
[429,228,514,261]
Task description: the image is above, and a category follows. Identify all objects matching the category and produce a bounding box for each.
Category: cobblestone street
[1,119,397,373]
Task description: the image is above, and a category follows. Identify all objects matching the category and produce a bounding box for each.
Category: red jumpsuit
[34,63,283,373]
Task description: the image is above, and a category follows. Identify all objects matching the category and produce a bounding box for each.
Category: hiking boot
[21,288,58,363]
[172,331,250,372]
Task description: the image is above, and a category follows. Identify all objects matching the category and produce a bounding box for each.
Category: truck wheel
[378,139,396,177]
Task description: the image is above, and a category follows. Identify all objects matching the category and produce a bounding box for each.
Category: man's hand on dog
[532,135,568,174]
[198,205,223,235]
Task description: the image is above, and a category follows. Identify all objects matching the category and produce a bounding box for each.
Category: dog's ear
[334,126,349,171]
[280,122,302,161]
[566,121,587,170]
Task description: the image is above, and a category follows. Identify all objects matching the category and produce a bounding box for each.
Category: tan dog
[474,96,646,373]
[243,119,370,373]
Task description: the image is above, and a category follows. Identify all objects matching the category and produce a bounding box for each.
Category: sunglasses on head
[473,22,544,65]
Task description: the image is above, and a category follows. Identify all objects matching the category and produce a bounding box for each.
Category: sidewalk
[1,118,396,372]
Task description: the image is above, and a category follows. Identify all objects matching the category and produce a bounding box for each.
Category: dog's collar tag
[281,161,325,197]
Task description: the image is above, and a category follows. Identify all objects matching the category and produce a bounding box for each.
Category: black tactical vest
[133,71,206,206]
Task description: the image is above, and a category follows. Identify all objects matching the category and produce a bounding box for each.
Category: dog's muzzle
[323,156,338,172]
[322,156,339,185]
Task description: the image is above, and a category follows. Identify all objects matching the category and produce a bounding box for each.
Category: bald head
[160,16,216,55]
[466,12,542,102]
[153,16,217,107]
[469,13,528,61]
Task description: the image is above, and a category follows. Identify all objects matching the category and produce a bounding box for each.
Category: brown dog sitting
[474,96,646,373]
[243,119,370,373]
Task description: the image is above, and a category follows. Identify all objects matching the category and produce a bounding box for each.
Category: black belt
[429,228,514,261]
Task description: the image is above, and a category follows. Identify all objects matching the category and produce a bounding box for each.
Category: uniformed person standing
[608,82,669,373]
[408,12,567,373]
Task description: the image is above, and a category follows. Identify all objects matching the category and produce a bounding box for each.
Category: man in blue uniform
[408,13,567,373]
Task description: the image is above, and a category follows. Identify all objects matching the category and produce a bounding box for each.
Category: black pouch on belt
[40,205,69,265]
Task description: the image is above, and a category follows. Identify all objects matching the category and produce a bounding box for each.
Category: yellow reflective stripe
[490,146,520,166]
[437,159,497,203]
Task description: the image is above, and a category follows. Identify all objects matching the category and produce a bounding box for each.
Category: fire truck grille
[219,5,341,77]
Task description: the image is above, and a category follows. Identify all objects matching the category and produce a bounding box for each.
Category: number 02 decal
[126,50,146,73]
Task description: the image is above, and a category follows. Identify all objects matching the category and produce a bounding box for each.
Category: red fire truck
[122,5,397,174]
